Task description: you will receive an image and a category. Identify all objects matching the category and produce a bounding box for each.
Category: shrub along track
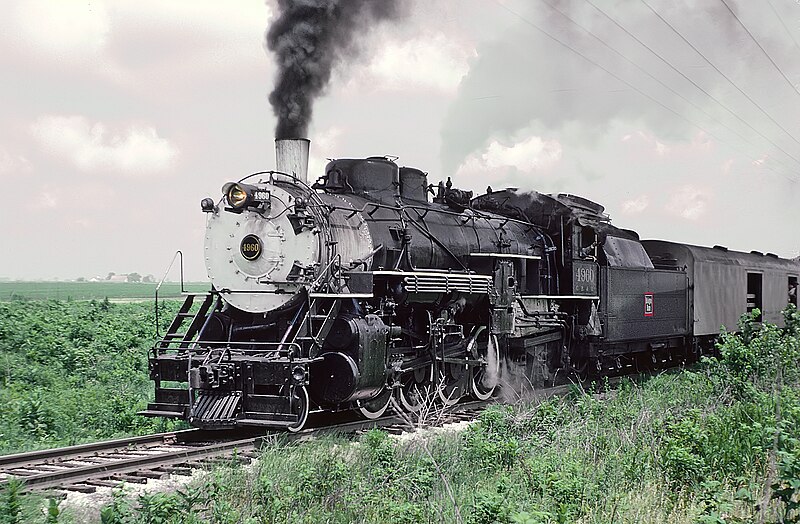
[0,371,652,495]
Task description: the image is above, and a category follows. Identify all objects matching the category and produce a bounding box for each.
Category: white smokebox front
[275,138,310,183]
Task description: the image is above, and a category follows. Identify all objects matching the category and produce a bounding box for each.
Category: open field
[0,282,210,301]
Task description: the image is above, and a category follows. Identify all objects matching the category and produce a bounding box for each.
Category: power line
[765,0,800,57]
[546,0,800,178]
[492,2,721,134]
[640,0,800,152]
[720,0,800,100]
[582,0,800,177]
[494,0,798,183]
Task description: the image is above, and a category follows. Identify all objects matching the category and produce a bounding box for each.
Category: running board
[236,418,298,428]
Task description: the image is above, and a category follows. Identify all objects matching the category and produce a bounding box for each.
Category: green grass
[87,372,761,524]
[83,307,800,524]
[0,281,210,301]
[3,306,799,523]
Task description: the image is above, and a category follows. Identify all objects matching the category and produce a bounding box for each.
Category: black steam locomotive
[140,139,800,431]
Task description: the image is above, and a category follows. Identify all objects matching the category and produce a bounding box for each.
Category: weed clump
[464,406,521,469]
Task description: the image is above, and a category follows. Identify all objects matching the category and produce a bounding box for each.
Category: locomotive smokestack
[275,138,310,183]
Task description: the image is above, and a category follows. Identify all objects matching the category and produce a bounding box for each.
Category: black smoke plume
[266,0,404,139]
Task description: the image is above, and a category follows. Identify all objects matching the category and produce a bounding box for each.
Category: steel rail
[5,437,259,492]
[0,429,201,470]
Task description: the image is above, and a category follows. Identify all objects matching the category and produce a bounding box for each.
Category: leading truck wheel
[286,386,309,433]
[469,328,500,401]
[358,389,392,419]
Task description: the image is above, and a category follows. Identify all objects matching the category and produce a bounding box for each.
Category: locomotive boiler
[141,138,800,431]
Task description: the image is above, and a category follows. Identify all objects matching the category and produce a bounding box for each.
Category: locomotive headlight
[226,184,248,208]
[221,182,270,212]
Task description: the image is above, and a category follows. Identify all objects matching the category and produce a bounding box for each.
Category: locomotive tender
[141,139,800,431]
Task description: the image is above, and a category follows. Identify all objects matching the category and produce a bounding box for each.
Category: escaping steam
[481,333,500,391]
[266,0,405,139]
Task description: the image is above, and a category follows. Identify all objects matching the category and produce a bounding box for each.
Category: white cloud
[313,126,344,153]
[4,0,272,81]
[21,185,59,211]
[621,195,650,215]
[307,127,344,181]
[721,158,734,174]
[110,0,273,69]
[620,130,672,156]
[0,149,31,177]
[119,0,271,38]
[36,192,58,210]
[667,186,709,220]
[354,33,475,94]
[452,134,562,191]
[691,132,713,151]
[31,115,178,175]
[13,0,110,58]
[481,136,563,171]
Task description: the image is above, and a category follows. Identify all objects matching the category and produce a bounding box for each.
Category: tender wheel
[286,385,309,433]
[469,328,500,401]
[437,363,467,407]
[358,389,392,419]
[397,364,433,413]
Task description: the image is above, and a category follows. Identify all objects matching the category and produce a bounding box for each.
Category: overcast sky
[1,0,798,281]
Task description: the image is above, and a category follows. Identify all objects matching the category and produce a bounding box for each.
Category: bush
[0,300,186,454]
[660,410,709,485]
[468,481,516,524]
[714,306,800,397]
[464,406,521,469]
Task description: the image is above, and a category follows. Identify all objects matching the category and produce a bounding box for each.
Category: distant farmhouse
[87,273,154,283]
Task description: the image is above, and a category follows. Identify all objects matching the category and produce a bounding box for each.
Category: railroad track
[0,428,262,494]
[0,370,655,495]
[0,400,490,494]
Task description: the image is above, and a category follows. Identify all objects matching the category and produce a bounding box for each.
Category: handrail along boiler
[141,139,800,431]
